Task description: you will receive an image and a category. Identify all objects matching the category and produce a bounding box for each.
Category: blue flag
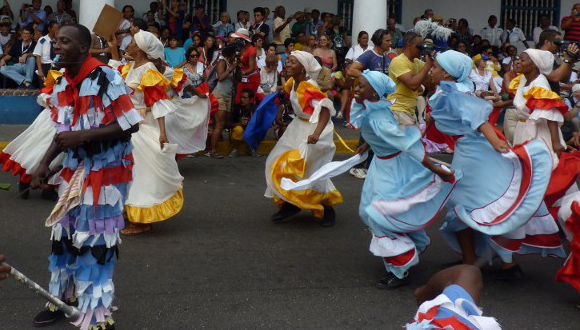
[243,93,279,150]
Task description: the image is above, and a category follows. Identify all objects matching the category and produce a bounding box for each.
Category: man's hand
[0,254,10,280]
[55,131,85,150]
[307,134,319,144]
[286,16,293,23]
[31,163,51,189]
[19,56,25,64]
[37,70,45,80]
[564,43,579,61]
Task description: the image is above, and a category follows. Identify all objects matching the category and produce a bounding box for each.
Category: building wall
[225,0,337,21]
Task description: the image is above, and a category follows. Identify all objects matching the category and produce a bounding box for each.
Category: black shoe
[319,206,336,227]
[104,324,116,330]
[33,309,65,327]
[377,273,410,289]
[19,181,30,199]
[41,189,58,201]
[494,264,524,281]
[271,202,301,223]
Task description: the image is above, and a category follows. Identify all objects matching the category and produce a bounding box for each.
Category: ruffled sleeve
[524,84,568,121]
[430,82,492,136]
[508,74,523,95]
[138,68,176,119]
[295,79,336,122]
[370,116,425,163]
[171,68,187,93]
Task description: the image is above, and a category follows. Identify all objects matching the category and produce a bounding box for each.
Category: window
[338,0,402,36]
[501,0,560,39]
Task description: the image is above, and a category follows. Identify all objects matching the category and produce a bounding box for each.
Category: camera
[416,42,435,56]
[233,38,245,56]
[555,40,580,60]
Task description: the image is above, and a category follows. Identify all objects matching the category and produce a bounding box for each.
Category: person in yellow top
[387,31,433,125]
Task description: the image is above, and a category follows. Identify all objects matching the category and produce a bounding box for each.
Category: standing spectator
[229,89,258,157]
[291,12,308,37]
[22,0,46,32]
[387,31,432,125]
[142,1,162,25]
[146,11,161,32]
[199,34,217,74]
[501,18,530,49]
[533,14,559,44]
[234,10,250,31]
[455,18,472,45]
[250,7,269,43]
[46,0,71,26]
[348,28,392,76]
[345,30,369,61]
[264,7,274,43]
[208,45,237,159]
[561,3,580,43]
[116,5,134,46]
[254,35,266,68]
[0,20,11,48]
[0,26,36,89]
[160,0,185,40]
[480,15,503,47]
[33,20,58,80]
[309,9,324,39]
[63,0,76,23]
[232,28,259,103]
[387,18,403,49]
[312,35,337,71]
[213,12,234,39]
[273,6,292,53]
[43,5,51,17]
[164,35,186,67]
[424,8,434,20]
[184,4,211,39]
[326,15,348,62]
[389,14,405,32]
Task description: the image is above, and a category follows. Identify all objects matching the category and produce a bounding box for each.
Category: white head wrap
[134,30,165,60]
[290,50,322,80]
[523,49,554,75]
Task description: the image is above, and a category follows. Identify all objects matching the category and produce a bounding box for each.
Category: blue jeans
[0,56,36,85]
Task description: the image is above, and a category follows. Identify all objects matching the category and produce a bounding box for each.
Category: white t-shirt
[501,27,527,46]
[0,33,11,47]
[480,26,503,47]
[33,34,54,64]
[258,67,278,94]
[469,69,492,91]
[345,44,370,61]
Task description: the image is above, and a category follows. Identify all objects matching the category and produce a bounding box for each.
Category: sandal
[205,151,224,159]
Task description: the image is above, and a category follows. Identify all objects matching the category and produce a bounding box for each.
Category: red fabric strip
[383,249,416,267]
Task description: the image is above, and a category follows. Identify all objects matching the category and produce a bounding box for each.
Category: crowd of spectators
[2,1,580,156]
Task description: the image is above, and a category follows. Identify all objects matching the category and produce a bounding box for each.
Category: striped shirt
[562,15,580,42]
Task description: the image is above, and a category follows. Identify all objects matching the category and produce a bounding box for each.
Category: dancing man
[30,24,141,329]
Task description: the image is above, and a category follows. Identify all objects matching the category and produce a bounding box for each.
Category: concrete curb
[0,139,360,155]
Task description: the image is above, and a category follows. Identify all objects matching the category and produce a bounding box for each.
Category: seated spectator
[0,0,13,21]
[164,35,186,67]
[387,18,403,49]
[258,54,280,94]
[312,34,337,71]
[0,25,36,88]
[33,20,58,80]
[280,37,294,66]
[303,34,317,53]
[501,45,518,74]
[160,26,171,47]
[146,10,161,32]
[116,5,134,46]
[348,28,391,77]
[213,11,234,39]
[199,34,217,70]
[326,15,348,62]
[183,32,202,52]
[314,55,333,97]
[481,46,501,77]
[456,18,472,45]
[47,0,71,26]
[184,4,212,39]
[469,53,500,97]
[0,20,11,48]
[254,35,266,68]
[497,41,511,61]
[534,14,559,44]
[345,30,369,62]
[333,59,355,119]
[234,9,250,30]
[455,41,468,55]
[294,31,307,51]
[178,47,205,90]
[229,89,259,157]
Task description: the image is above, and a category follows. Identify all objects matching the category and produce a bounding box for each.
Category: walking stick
[2,262,81,322]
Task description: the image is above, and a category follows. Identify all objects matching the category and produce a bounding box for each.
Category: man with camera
[387,31,433,125]
[537,29,579,93]
[22,0,46,31]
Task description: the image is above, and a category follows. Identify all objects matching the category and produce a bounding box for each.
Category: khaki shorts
[392,110,418,126]
[213,92,232,112]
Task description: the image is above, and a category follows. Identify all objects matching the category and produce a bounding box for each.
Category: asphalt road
[0,155,578,329]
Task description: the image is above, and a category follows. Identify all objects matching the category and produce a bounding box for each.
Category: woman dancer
[427,50,559,278]
[153,58,210,156]
[0,72,63,200]
[350,70,458,289]
[110,30,184,235]
[265,51,341,227]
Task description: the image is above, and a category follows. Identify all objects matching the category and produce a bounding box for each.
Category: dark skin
[0,254,10,280]
[348,33,391,78]
[31,26,138,189]
[352,76,455,182]
[539,33,579,84]
[414,265,483,305]
[285,55,328,144]
[398,36,433,91]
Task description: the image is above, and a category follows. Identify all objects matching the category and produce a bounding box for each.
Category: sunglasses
[189,54,199,58]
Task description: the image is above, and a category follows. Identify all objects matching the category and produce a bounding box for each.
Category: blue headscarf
[361,69,396,97]
[436,50,474,92]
